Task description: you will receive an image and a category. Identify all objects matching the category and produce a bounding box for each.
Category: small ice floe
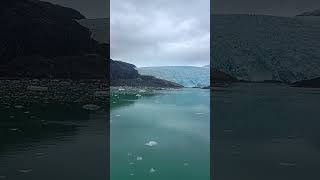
[24,111,30,114]
[145,141,158,147]
[9,116,15,119]
[195,112,204,115]
[14,105,24,109]
[115,114,121,117]
[231,144,240,148]
[18,169,33,173]
[279,162,296,167]
[127,153,132,156]
[118,88,125,91]
[149,168,156,173]
[183,162,189,166]
[0,175,6,179]
[136,156,143,161]
[139,89,147,93]
[130,173,134,176]
[82,104,100,111]
[9,128,19,131]
[136,94,142,97]
[27,86,48,91]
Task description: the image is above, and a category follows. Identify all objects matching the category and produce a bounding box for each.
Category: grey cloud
[111,0,210,67]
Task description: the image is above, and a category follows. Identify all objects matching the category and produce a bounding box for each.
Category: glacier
[212,14,320,83]
[138,66,210,88]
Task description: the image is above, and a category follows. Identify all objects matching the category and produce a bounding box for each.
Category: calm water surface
[213,83,320,180]
[110,88,210,180]
[0,104,108,180]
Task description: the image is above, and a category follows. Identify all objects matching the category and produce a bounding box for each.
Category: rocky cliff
[0,0,108,79]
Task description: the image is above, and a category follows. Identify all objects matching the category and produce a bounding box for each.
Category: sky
[111,0,210,67]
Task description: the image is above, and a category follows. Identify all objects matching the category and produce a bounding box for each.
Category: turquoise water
[110,88,210,180]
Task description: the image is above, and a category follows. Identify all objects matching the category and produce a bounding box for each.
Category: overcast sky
[111,0,210,67]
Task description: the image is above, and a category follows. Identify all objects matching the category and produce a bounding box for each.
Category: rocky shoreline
[0,79,109,109]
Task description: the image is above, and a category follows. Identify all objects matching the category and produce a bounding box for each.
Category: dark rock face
[211,67,237,82]
[291,77,320,88]
[0,0,108,79]
[297,9,320,16]
[110,60,139,80]
[110,60,182,88]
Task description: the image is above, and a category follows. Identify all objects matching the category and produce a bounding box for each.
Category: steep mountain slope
[78,18,109,44]
[212,14,320,83]
[138,66,210,87]
[0,0,107,79]
[111,60,182,88]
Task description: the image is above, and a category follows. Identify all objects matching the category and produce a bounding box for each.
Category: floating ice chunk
[149,168,156,173]
[9,128,19,131]
[14,105,24,109]
[18,169,32,173]
[136,94,142,97]
[195,112,204,115]
[27,86,48,91]
[145,141,158,147]
[183,162,189,166]
[127,153,132,156]
[24,111,30,114]
[9,116,15,118]
[130,173,134,176]
[139,89,147,93]
[279,162,296,167]
[115,115,121,117]
[136,156,143,161]
[118,88,125,91]
[82,104,100,111]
